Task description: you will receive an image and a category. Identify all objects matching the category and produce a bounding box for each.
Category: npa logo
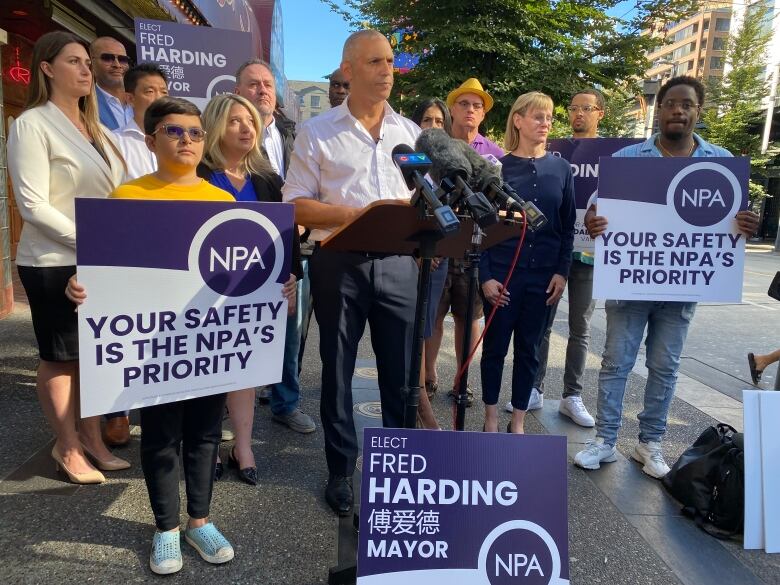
[667,162,741,227]
[189,209,284,297]
[479,521,568,585]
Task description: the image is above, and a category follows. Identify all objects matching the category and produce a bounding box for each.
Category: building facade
[633,2,732,138]
[289,80,330,123]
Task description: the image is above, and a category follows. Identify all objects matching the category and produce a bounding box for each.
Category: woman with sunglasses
[8,31,128,485]
[198,94,301,482]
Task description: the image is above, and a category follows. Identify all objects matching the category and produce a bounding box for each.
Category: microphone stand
[454,219,484,431]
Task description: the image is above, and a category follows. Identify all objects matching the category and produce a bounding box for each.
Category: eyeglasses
[455,100,484,111]
[659,99,700,111]
[99,53,131,66]
[567,105,601,113]
[152,124,207,142]
[330,81,350,89]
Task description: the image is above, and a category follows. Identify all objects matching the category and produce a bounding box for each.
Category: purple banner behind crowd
[134,18,253,107]
[357,428,569,584]
[548,138,642,253]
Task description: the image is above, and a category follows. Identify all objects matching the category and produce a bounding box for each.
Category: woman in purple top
[198,93,301,484]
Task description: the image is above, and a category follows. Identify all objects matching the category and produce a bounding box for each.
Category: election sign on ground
[593,157,750,303]
[357,428,569,585]
[547,138,642,253]
[75,199,294,417]
[134,18,252,108]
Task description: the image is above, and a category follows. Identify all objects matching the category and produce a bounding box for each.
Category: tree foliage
[322,0,697,134]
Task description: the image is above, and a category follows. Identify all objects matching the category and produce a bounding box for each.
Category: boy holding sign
[574,77,759,478]
[68,97,296,574]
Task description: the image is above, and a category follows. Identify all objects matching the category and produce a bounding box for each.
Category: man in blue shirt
[574,76,759,478]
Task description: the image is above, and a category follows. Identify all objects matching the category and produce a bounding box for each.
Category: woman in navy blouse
[198,93,301,484]
[479,92,576,434]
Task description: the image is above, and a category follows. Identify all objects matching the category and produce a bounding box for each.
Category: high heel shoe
[80,443,131,471]
[228,447,257,486]
[51,447,105,484]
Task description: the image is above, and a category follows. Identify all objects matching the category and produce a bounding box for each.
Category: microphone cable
[451,211,528,429]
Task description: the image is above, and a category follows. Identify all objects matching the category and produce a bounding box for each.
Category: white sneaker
[504,388,543,412]
[527,388,543,410]
[574,438,617,470]
[558,396,595,427]
[632,441,670,479]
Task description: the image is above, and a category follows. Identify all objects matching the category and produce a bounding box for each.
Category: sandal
[448,385,474,407]
[425,380,438,400]
[748,353,763,385]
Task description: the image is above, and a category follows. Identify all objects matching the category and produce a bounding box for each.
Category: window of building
[299,95,305,107]
[311,95,321,108]
[715,18,730,32]
[703,19,709,31]
[701,38,707,49]
[687,60,694,71]
[713,36,726,50]
[710,56,723,69]
[672,41,696,60]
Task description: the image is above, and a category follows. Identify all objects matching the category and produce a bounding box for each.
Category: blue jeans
[596,300,696,446]
[271,310,301,417]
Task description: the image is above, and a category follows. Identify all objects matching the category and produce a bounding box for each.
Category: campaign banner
[75,199,294,417]
[593,157,749,303]
[134,18,253,108]
[547,138,642,253]
[357,428,569,585]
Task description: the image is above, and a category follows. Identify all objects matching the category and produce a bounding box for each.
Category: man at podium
[282,30,421,516]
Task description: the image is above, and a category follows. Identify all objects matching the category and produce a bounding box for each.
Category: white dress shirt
[282,100,420,241]
[263,118,286,179]
[113,119,157,179]
[97,85,133,127]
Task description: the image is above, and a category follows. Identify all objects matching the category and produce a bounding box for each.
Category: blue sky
[281,0,636,82]
[282,0,354,82]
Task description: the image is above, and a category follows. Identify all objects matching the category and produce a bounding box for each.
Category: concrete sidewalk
[1,278,779,584]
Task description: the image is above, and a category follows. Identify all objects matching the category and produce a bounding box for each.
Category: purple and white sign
[593,157,749,303]
[75,199,294,417]
[134,19,253,108]
[548,138,642,253]
[357,428,569,585]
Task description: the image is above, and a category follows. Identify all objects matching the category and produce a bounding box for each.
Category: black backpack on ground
[662,423,744,539]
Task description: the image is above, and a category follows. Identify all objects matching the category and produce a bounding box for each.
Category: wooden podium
[322,200,520,258]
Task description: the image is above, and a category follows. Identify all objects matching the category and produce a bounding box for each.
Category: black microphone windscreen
[450,139,502,188]
[392,143,415,157]
[415,129,471,182]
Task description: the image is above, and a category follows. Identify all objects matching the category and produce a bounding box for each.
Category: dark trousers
[480,268,554,410]
[310,248,417,476]
[140,393,226,531]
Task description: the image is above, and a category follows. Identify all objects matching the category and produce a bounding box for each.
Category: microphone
[415,129,497,228]
[453,142,548,232]
[392,144,460,235]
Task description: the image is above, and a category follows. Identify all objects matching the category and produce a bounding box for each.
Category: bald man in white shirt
[283,30,420,517]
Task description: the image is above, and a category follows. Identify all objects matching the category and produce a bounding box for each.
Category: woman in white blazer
[7,31,129,484]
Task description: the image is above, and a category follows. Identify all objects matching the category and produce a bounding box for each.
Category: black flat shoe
[228,448,258,486]
[748,353,763,385]
[325,474,353,517]
[214,460,224,481]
